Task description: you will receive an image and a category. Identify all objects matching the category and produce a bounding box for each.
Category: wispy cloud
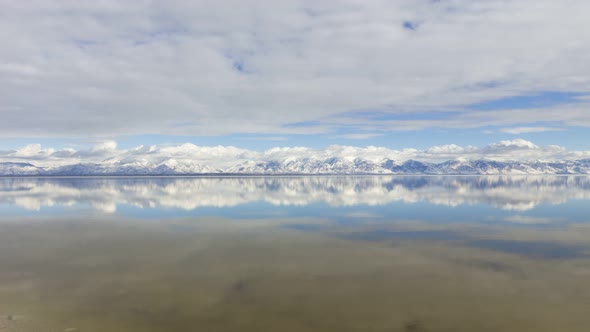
[335,133,384,140]
[241,136,289,141]
[499,127,565,134]
[1,1,590,137]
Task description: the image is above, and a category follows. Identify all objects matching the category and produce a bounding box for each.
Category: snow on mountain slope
[0,162,45,175]
[3,158,590,176]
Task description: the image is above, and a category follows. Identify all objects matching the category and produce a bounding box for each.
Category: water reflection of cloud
[1,176,590,213]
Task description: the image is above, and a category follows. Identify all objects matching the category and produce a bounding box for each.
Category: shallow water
[1,176,590,331]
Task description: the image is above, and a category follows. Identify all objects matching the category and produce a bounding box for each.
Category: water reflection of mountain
[1,176,590,212]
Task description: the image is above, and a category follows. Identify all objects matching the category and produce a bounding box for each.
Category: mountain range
[3,158,590,176]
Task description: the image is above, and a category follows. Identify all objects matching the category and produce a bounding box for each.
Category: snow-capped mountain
[45,159,221,176]
[0,162,46,176]
[2,158,590,176]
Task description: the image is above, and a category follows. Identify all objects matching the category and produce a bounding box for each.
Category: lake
[1,176,590,331]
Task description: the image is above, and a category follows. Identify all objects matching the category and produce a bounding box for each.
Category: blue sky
[1,91,586,152]
[1,0,590,155]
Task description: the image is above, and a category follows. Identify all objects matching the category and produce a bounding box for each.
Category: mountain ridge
[3,158,590,176]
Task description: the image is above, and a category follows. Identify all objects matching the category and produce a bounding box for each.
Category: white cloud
[487,139,539,150]
[1,0,590,137]
[426,144,467,154]
[14,144,54,158]
[499,127,565,134]
[336,133,384,140]
[1,139,590,168]
[91,140,118,152]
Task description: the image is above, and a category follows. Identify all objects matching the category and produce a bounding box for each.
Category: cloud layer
[1,139,590,169]
[1,0,590,137]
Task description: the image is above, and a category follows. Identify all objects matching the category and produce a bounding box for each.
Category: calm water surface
[1,176,590,331]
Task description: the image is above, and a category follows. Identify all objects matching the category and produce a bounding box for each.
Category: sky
[1,0,590,163]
